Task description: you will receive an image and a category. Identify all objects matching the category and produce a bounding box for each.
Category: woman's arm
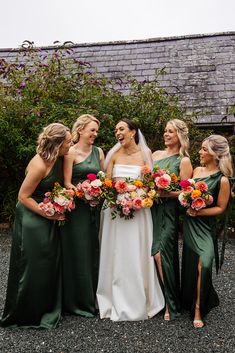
[18,157,65,220]
[98,147,105,171]
[180,157,193,180]
[158,157,193,199]
[63,149,76,189]
[188,176,231,217]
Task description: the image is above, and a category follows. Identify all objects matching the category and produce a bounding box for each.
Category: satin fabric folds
[1,158,63,329]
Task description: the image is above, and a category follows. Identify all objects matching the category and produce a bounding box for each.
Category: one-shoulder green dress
[1,157,63,329]
[181,171,222,318]
[60,146,101,317]
[151,154,181,320]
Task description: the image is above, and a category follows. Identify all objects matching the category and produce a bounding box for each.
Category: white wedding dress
[97,165,165,321]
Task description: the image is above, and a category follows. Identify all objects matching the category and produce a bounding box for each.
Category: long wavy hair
[167,119,190,158]
[203,135,234,177]
[37,123,70,162]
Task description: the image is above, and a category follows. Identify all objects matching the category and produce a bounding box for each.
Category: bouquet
[152,165,180,192]
[106,168,158,220]
[110,179,152,220]
[178,179,213,211]
[38,182,76,225]
[76,171,113,207]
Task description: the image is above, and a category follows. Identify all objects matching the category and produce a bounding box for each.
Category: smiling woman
[181,134,233,328]
[151,119,193,321]
[97,119,164,321]
[1,123,71,329]
[60,114,105,318]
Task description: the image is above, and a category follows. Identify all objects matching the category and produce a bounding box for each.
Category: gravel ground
[0,233,234,353]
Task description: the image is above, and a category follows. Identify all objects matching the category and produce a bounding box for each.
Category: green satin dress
[151,154,181,320]
[60,146,101,317]
[1,157,63,329]
[181,171,222,319]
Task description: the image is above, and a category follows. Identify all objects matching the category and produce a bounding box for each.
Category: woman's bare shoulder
[152,150,165,161]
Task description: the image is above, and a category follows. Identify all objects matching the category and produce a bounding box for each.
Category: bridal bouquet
[38,182,76,225]
[108,173,157,220]
[76,171,114,207]
[178,179,213,210]
[106,166,157,219]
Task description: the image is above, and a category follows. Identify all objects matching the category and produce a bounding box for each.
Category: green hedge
[0,44,233,224]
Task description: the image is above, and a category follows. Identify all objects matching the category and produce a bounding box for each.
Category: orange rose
[191,189,202,199]
[134,179,143,188]
[170,173,178,183]
[76,190,84,198]
[104,178,113,188]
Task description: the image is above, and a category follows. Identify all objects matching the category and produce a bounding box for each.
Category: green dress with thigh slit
[151,154,181,320]
[60,146,101,317]
[181,171,222,319]
[1,157,63,329]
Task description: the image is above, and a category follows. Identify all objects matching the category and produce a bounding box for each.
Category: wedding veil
[104,129,153,170]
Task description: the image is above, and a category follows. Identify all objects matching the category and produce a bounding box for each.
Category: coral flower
[141,165,151,175]
[115,180,129,193]
[195,181,208,192]
[191,197,206,210]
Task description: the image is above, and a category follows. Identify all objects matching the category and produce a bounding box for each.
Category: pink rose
[182,186,194,193]
[191,197,206,210]
[54,203,65,214]
[178,193,190,207]
[80,180,91,192]
[127,184,137,192]
[89,186,102,197]
[68,200,76,211]
[205,194,214,205]
[122,207,131,216]
[155,174,171,189]
[132,197,142,210]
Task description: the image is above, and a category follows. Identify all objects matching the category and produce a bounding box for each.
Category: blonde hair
[37,123,70,162]
[167,119,190,158]
[72,114,100,143]
[203,135,234,177]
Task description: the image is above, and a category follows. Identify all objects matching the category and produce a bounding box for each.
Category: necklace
[125,148,140,156]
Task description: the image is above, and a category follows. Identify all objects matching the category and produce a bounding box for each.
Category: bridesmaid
[181,135,233,328]
[151,119,193,320]
[61,114,104,317]
[1,123,71,328]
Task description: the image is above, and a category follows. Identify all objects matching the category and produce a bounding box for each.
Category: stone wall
[1,32,235,129]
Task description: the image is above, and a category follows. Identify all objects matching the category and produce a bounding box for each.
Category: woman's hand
[158,190,170,198]
[44,212,66,221]
[186,207,198,217]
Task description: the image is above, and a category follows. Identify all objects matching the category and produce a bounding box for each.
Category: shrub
[0,43,220,222]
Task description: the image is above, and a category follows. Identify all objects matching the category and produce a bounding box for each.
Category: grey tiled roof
[1,32,235,127]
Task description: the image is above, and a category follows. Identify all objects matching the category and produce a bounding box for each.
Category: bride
[97,119,165,321]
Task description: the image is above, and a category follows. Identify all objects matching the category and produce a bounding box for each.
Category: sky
[1,0,235,49]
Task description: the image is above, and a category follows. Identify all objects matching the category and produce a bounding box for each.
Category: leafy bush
[0,43,226,222]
